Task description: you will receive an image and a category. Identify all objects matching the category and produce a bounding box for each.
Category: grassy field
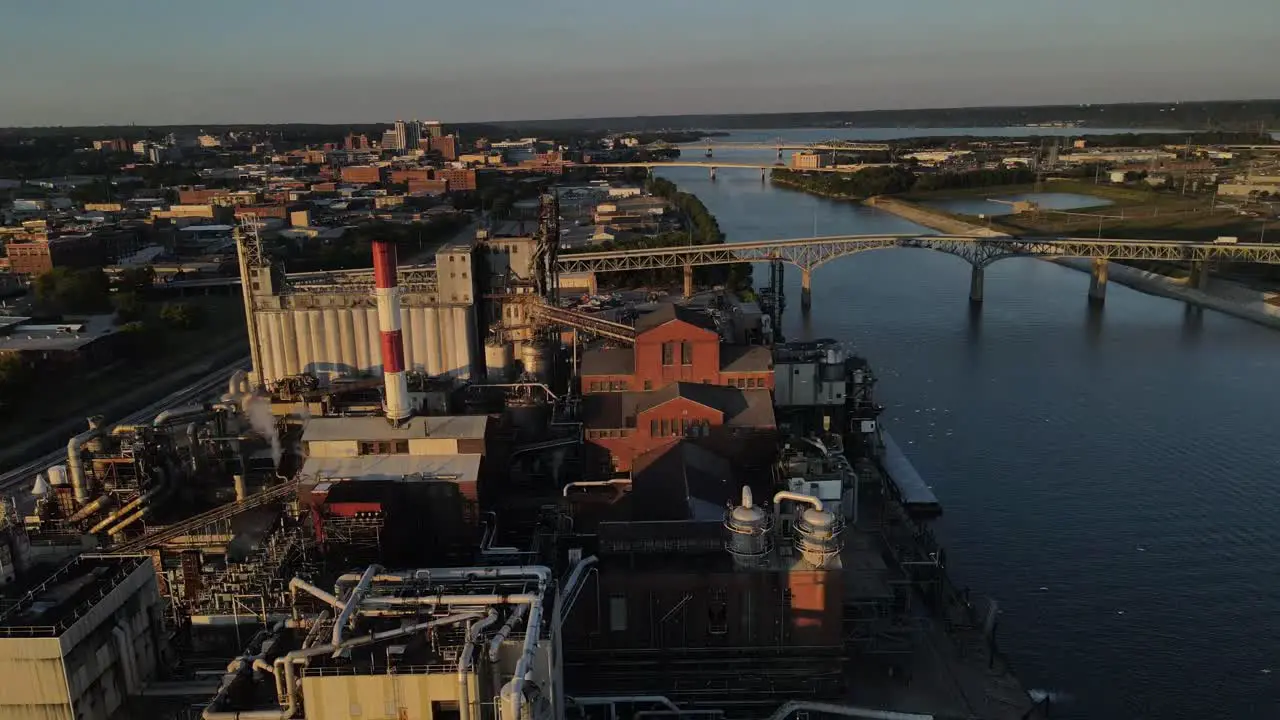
[0,296,248,445]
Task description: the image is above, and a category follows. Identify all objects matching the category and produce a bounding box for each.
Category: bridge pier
[969,266,984,304]
[1189,261,1210,290]
[777,148,784,161]
[1088,258,1108,304]
[761,167,767,183]
[683,263,694,299]
[709,166,717,181]
[800,268,812,312]
[705,147,713,158]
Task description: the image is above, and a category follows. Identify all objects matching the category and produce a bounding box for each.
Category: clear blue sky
[0,0,1274,127]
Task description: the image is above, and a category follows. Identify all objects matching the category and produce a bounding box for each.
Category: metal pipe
[89,487,159,534]
[205,612,482,720]
[229,369,249,399]
[288,578,343,616]
[67,423,103,503]
[765,701,933,720]
[68,494,111,523]
[511,595,545,720]
[772,490,824,513]
[460,610,502,720]
[336,565,552,590]
[251,658,274,676]
[333,564,381,646]
[360,593,538,608]
[153,404,214,428]
[562,480,631,497]
[488,604,528,662]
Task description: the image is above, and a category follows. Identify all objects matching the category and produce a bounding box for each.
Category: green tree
[112,292,143,323]
[115,265,156,294]
[0,354,34,406]
[33,267,111,314]
[159,302,206,330]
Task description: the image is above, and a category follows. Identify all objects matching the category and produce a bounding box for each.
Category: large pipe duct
[333,564,381,646]
[67,418,105,504]
[371,238,411,425]
[153,404,215,428]
[460,610,502,720]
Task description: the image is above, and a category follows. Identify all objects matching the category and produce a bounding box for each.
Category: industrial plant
[0,202,1045,720]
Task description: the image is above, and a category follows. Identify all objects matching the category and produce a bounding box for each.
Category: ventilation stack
[372,238,411,425]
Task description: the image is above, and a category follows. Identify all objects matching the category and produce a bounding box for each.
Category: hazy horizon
[2,0,1276,127]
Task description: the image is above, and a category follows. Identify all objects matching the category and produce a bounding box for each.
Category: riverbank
[866,195,1280,330]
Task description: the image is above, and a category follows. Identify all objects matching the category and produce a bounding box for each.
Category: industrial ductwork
[66,417,106,503]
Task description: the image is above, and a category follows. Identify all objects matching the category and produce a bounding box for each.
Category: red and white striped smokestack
[371,238,411,425]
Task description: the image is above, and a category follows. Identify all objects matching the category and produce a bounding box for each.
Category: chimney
[371,238,411,425]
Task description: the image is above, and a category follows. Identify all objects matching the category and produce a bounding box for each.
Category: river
[659,129,1280,720]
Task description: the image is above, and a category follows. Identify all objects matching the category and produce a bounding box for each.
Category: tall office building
[385,120,407,151]
[404,120,422,153]
[424,120,443,139]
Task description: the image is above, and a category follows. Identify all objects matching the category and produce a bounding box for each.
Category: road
[0,357,251,497]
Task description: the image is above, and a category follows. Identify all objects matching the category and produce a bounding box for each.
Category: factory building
[0,555,168,720]
[248,238,481,388]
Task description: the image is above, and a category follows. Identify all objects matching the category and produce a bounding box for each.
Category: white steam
[242,394,282,467]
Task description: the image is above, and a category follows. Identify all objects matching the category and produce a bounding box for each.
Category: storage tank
[521,339,552,384]
[794,506,844,569]
[46,464,69,487]
[506,396,550,437]
[485,340,514,382]
[352,306,370,374]
[724,487,773,568]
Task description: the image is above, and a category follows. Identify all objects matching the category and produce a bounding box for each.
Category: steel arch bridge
[556,234,1280,274]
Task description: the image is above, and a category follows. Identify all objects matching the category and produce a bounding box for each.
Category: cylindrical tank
[323,308,341,379]
[47,465,69,487]
[364,307,381,376]
[440,306,457,379]
[795,506,844,569]
[506,397,550,436]
[280,311,300,377]
[485,340,514,382]
[351,305,370,375]
[724,487,772,568]
[307,310,325,377]
[425,307,443,377]
[339,308,358,376]
[267,313,287,384]
[410,307,428,374]
[521,339,551,384]
[454,306,473,380]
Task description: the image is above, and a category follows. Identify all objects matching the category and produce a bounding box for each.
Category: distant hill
[490,100,1280,133]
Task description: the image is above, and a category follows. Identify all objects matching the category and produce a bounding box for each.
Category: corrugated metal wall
[255,305,476,385]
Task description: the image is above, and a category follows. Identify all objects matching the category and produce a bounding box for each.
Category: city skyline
[1,0,1277,127]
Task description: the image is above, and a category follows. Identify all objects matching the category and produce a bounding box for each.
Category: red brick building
[234,204,297,221]
[430,135,458,160]
[433,168,477,191]
[579,304,776,473]
[581,305,773,393]
[389,168,432,184]
[340,165,384,184]
[176,186,230,205]
[407,178,449,195]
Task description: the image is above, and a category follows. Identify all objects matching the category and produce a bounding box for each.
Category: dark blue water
[921,192,1113,217]
[658,132,1280,720]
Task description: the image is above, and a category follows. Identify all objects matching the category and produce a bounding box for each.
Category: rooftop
[0,314,117,353]
[301,415,489,443]
[582,384,774,429]
[580,347,634,376]
[634,303,717,334]
[300,453,482,484]
[0,555,149,637]
[632,441,735,521]
[720,344,773,373]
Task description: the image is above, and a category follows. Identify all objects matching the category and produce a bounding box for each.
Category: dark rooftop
[580,347,634,376]
[582,383,775,429]
[632,441,734,521]
[634,303,717,334]
[720,344,773,373]
[0,555,148,637]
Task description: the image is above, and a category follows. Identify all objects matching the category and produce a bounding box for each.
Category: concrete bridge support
[1190,261,1211,290]
[800,268,813,312]
[705,147,713,158]
[1088,258,1109,304]
[777,148,784,160]
[761,167,767,183]
[709,166,717,181]
[683,263,694,299]
[969,266,985,304]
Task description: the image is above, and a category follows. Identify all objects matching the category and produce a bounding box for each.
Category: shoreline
[863,195,1280,330]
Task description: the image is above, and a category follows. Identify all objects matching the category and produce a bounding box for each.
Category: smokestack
[372,238,411,425]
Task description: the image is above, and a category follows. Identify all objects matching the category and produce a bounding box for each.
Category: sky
[0,0,1275,127]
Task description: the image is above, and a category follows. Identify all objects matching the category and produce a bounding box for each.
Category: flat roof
[580,347,634,376]
[178,224,235,232]
[301,415,489,443]
[300,454,482,483]
[0,555,148,637]
[720,344,773,373]
[0,315,116,352]
[880,430,941,517]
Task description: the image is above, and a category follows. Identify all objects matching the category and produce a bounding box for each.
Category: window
[609,595,628,632]
[670,420,679,437]
[650,419,659,436]
[589,382,600,392]
[701,420,711,436]
[680,341,693,366]
[660,419,669,436]
[644,380,652,390]
[681,418,690,435]
[661,342,674,366]
[708,588,728,635]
